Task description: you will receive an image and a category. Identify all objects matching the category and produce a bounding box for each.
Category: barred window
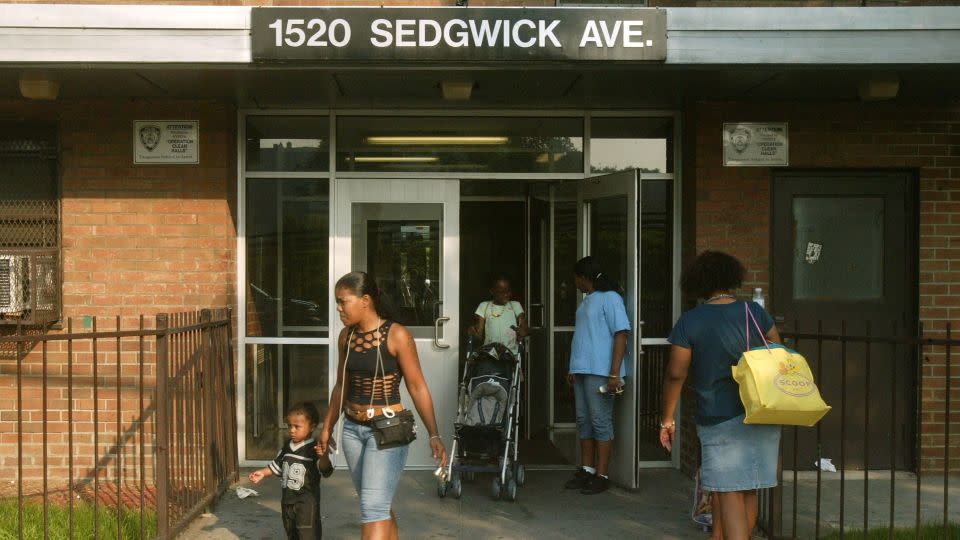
[0,126,61,325]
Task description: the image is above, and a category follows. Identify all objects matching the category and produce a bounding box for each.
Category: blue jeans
[341,418,410,523]
[573,374,615,441]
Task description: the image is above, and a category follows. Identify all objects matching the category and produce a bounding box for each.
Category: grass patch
[0,499,156,540]
[823,522,960,540]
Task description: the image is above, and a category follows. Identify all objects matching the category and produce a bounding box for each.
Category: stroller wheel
[504,478,518,502]
[450,472,463,499]
[513,464,526,486]
[490,476,502,501]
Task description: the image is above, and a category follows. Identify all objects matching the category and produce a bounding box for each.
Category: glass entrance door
[333,179,460,469]
[243,179,330,461]
[577,170,639,489]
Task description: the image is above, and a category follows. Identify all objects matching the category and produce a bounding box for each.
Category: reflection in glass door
[352,204,443,336]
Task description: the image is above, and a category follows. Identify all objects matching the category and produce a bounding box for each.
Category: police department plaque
[723,123,788,167]
[134,121,199,164]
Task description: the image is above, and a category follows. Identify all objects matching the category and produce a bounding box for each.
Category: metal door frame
[236,108,682,467]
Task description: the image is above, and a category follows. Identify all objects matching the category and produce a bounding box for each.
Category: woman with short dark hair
[660,251,782,540]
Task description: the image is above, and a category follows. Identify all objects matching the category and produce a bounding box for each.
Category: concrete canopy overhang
[1,5,960,108]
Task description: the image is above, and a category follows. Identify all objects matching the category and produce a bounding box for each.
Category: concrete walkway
[182,468,707,539]
[777,471,960,538]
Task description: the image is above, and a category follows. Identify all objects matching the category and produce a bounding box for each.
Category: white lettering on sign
[579,20,646,48]
[255,8,669,62]
[371,19,391,47]
[269,16,653,51]
[366,18,562,49]
[396,19,416,47]
[623,21,644,48]
[579,21,601,48]
[271,18,353,48]
[512,19,536,48]
[539,20,561,48]
[329,19,351,47]
[446,19,469,48]
[469,20,502,46]
[419,19,442,47]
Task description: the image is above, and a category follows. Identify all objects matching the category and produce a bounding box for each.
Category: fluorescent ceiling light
[19,73,59,100]
[364,136,508,146]
[350,156,439,163]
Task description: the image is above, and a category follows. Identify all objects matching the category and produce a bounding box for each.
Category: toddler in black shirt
[250,402,333,540]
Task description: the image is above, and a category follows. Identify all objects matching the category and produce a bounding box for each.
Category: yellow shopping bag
[731,305,831,427]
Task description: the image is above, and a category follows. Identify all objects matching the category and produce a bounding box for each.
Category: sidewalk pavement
[181,468,707,539]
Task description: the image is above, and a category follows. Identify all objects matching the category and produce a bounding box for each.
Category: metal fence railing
[0,308,237,539]
[759,320,958,539]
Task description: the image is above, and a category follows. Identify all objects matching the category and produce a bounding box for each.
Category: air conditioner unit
[0,254,30,316]
[0,250,59,325]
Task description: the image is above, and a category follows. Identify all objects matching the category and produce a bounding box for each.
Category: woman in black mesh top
[318,271,446,540]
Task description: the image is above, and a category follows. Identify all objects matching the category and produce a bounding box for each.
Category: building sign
[133,121,199,165]
[251,8,666,62]
[723,122,789,167]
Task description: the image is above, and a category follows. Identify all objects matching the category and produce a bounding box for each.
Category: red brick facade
[0,99,236,486]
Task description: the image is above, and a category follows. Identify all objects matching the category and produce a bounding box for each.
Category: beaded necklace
[487,302,512,318]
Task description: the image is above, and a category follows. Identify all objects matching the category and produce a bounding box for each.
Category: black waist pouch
[370,409,417,450]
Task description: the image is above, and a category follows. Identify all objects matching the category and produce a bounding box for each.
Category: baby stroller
[437,334,526,502]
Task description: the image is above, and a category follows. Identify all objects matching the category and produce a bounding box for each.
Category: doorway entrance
[237,111,680,486]
[457,173,647,487]
[771,170,918,470]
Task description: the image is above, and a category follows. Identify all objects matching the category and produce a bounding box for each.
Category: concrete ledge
[666,7,960,64]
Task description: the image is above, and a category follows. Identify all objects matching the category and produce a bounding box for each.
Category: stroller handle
[509,325,529,360]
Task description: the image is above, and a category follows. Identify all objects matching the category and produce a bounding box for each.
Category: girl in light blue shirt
[564,256,630,495]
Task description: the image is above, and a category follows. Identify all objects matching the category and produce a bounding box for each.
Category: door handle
[529,303,545,328]
[434,316,450,349]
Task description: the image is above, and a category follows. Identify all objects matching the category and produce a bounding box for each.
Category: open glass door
[332,178,460,469]
[577,169,639,489]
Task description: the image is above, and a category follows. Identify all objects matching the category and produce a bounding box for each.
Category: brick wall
[685,99,960,473]
[0,98,237,492]
[57,100,237,321]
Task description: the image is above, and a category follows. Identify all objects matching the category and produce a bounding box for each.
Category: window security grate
[0,127,61,325]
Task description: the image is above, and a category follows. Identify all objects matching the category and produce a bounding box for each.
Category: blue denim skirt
[697,414,780,492]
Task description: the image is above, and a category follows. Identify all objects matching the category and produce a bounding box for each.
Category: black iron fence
[760,320,958,539]
[0,308,237,539]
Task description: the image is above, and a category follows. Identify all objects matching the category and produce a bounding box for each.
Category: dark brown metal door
[772,171,917,471]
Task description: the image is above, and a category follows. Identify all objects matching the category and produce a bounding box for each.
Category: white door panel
[332,178,459,469]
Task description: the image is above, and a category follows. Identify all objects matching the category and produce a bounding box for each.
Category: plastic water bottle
[598,384,625,395]
[752,287,765,309]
